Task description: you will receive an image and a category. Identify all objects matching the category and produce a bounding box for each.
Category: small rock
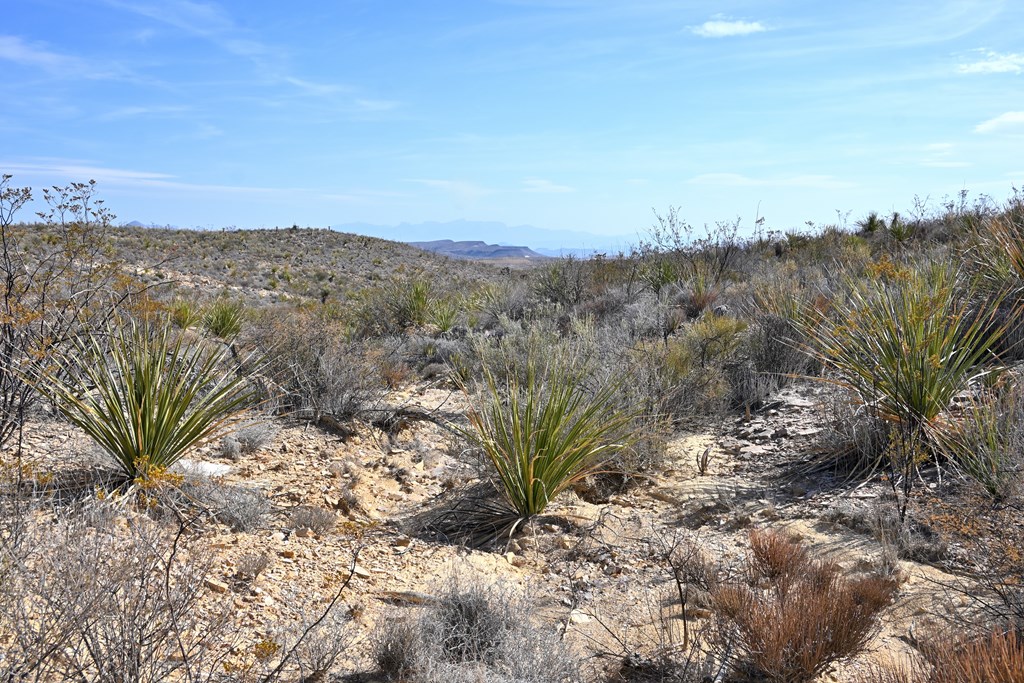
[280,549,296,559]
[204,577,230,594]
[771,427,789,439]
[295,528,314,538]
[352,564,372,579]
[568,611,593,625]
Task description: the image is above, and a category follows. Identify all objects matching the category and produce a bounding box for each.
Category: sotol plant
[40,321,256,483]
[798,263,1004,452]
[463,357,635,522]
[797,263,1006,520]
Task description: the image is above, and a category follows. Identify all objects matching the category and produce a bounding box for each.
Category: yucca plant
[427,296,461,335]
[797,264,1006,519]
[40,321,256,483]
[169,298,203,330]
[204,298,245,339]
[463,358,635,523]
[800,264,1004,445]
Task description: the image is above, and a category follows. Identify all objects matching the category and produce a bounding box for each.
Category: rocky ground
[12,379,999,680]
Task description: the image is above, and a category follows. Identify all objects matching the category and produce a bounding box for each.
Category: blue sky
[3,1,1023,243]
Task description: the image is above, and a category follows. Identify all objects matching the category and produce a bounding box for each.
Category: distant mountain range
[331,220,636,258]
[410,240,546,260]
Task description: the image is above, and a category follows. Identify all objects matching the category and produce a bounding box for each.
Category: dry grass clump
[289,505,337,535]
[374,577,580,683]
[863,629,1024,683]
[710,529,897,682]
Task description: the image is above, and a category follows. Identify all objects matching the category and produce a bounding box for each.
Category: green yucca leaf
[39,320,256,483]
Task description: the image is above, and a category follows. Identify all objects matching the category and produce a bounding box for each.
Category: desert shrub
[207,483,272,532]
[219,434,242,460]
[534,255,590,306]
[40,320,256,484]
[233,420,279,454]
[248,307,386,425]
[710,530,896,683]
[469,280,532,328]
[236,552,273,580]
[289,505,337,534]
[747,528,808,584]
[816,388,893,474]
[462,355,636,521]
[0,505,231,680]
[374,577,580,683]
[204,297,246,339]
[0,177,144,451]
[350,277,436,336]
[676,269,720,319]
[646,313,747,419]
[863,629,1024,683]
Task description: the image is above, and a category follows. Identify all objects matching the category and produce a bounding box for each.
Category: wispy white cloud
[103,0,245,49]
[975,111,1024,133]
[920,142,970,168]
[522,178,574,193]
[97,105,191,121]
[688,173,854,190]
[407,179,493,198]
[2,160,176,183]
[958,49,1024,75]
[1,159,376,202]
[283,77,349,96]
[0,35,128,79]
[691,17,767,39]
[106,1,394,113]
[354,98,401,112]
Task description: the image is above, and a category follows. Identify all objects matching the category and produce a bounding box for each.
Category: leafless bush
[0,503,233,681]
[0,495,360,681]
[188,480,271,532]
[220,434,242,460]
[747,528,809,585]
[860,629,1024,683]
[0,177,147,452]
[247,307,386,425]
[236,551,273,580]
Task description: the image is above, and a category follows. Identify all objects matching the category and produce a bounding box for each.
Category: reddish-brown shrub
[712,530,897,683]
[922,629,1024,683]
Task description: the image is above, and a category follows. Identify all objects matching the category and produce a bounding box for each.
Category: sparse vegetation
[6,174,1024,680]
